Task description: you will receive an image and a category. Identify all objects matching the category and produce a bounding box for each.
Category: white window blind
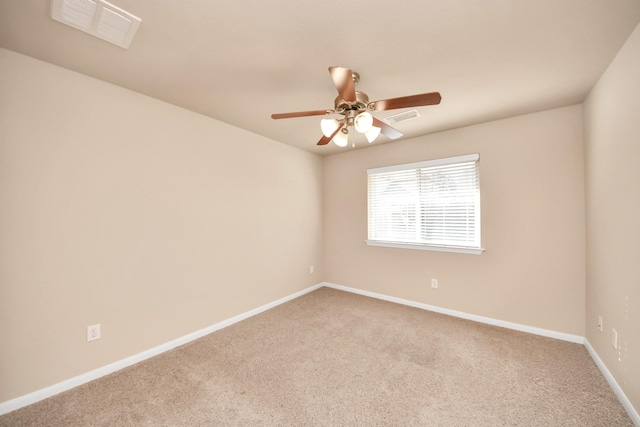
[367,154,482,254]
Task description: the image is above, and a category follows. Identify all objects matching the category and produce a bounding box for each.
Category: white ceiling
[2,0,640,156]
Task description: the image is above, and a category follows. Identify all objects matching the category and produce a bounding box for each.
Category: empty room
[1,0,639,425]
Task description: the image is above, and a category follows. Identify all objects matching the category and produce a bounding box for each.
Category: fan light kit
[271,67,441,148]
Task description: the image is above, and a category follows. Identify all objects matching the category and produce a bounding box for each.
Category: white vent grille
[51,0,141,49]
[383,109,421,125]
[60,0,97,30]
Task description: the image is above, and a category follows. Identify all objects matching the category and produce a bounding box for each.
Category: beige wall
[583,23,640,412]
[323,105,586,336]
[0,48,323,402]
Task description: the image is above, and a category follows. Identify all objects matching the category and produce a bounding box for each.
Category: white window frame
[366,154,483,255]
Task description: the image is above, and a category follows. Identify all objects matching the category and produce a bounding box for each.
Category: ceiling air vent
[383,109,421,125]
[51,0,141,49]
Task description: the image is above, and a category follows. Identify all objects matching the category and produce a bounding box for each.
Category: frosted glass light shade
[332,130,349,147]
[354,112,373,133]
[320,118,340,137]
[365,126,381,143]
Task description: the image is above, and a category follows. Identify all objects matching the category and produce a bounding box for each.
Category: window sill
[365,240,484,255]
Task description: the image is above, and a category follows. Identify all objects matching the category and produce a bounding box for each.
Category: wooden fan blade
[371,92,441,112]
[271,110,333,119]
[317,122,345,145]
[372,117,403,140]
[329,67,356,102]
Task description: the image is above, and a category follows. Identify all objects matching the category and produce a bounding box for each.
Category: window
[367,154,482,254]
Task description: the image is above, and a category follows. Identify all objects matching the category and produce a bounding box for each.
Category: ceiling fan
[271,66,441,147]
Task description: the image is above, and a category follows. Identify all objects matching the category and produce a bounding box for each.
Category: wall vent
[51,0,141,49]
[383,109,421,125]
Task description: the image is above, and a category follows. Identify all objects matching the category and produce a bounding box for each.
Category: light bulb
[332,130,348,147]
[320,118,340,138]
[354,112,373,133]
[364,126,381,143]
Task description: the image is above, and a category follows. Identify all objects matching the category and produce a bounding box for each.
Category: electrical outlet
[309,265,314,274]
[598,316,603,332]
[431,278,438,289]
[612,328,617,349]
[87,324,101,342]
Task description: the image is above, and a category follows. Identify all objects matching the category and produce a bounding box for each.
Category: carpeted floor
[0,287,633,426]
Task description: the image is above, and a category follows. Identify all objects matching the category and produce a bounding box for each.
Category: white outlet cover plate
[87,324,101,342]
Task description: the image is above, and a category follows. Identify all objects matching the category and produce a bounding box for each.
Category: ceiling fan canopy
[271,66,442,147]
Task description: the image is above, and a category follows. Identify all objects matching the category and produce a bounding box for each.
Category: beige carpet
[0,287,633,426]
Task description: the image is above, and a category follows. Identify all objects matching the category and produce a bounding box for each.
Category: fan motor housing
[334,91,369,113]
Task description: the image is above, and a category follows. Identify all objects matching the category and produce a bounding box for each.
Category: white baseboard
[322,282,584,343]
[584,339,639,426]
[0,283,324,416]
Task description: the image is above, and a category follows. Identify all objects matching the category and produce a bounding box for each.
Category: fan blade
[329,67,356,102]
[317,122,345,145]
[371,92,441,112]
[372,117,403,140]
[271,110,333,119]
